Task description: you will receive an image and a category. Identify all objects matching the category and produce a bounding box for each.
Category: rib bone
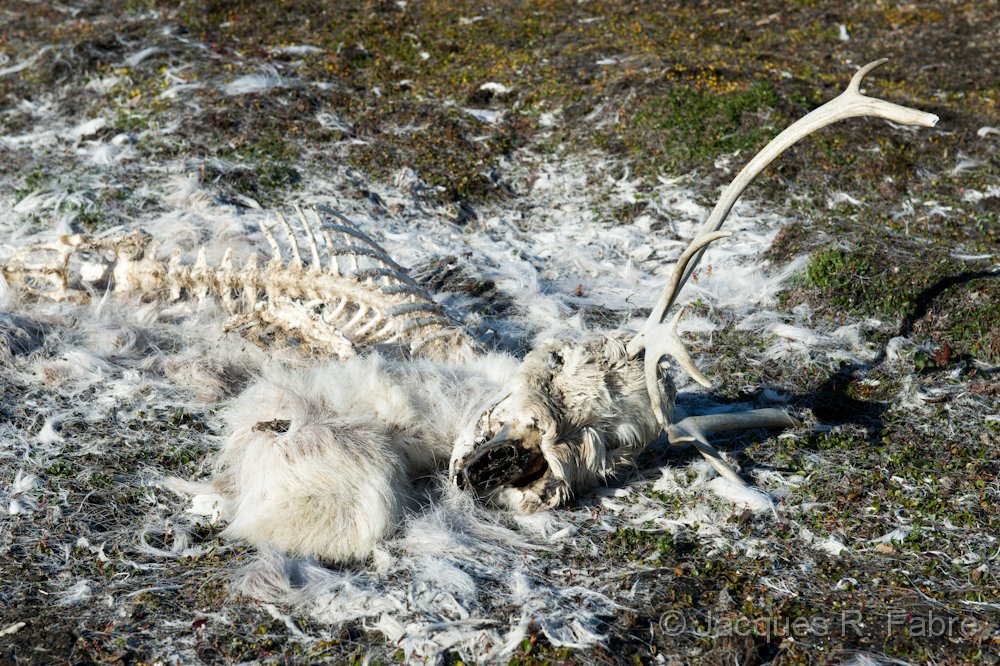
[2,208,477,361]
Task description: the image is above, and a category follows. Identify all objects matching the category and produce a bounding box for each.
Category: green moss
[214,133,302,205]
[506,636,576,666]
[804,247,914,320]
[74,209,106,233]
[599,80,782,175]
[125,0,156,12]
[800,244,999,363]
[806,248,871,294]
[607,525,695,562]
[13,166,51,204]
[45,460,75,479]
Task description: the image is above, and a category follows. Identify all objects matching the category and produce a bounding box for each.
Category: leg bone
[667,408,799,484]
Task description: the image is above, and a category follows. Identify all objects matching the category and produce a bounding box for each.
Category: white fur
[208,331,674,561]
[222,65,285,96]
[211,353,517,561]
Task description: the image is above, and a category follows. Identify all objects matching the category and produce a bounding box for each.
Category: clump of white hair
[207,353,518,561]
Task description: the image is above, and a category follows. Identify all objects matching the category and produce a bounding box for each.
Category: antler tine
[667,409,801,485]
[626,231,731,382]
[645,305,714,427]
[661,58,937,316]
[645,230,731,335]
[637,233,731,425]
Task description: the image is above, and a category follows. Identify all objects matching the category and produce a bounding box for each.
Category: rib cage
[2,206,478,361]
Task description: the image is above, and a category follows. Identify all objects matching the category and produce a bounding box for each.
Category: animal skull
[452,333,669,513]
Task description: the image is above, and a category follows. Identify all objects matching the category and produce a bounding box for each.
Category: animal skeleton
[1,205,477,361]
[2,60,937,561]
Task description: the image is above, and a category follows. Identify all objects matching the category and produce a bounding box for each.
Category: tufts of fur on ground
[0,149,836,660]
[232,483,620,661]
[2,20,995,661]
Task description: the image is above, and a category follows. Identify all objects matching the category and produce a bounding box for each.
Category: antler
[628,59,938,427]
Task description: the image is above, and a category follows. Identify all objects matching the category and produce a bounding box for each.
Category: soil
[0,1,997,664]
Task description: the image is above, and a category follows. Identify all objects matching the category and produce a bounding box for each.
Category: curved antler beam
[628,59,937,420]
[655,59,938,321]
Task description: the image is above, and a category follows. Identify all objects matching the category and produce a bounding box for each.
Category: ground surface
[0,1,997,664]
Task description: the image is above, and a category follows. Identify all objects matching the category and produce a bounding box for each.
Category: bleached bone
[667,409,800,484]
[2,206,477,361]
[451,59,938,512]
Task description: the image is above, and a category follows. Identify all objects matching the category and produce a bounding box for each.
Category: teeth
[460,435,547,494]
